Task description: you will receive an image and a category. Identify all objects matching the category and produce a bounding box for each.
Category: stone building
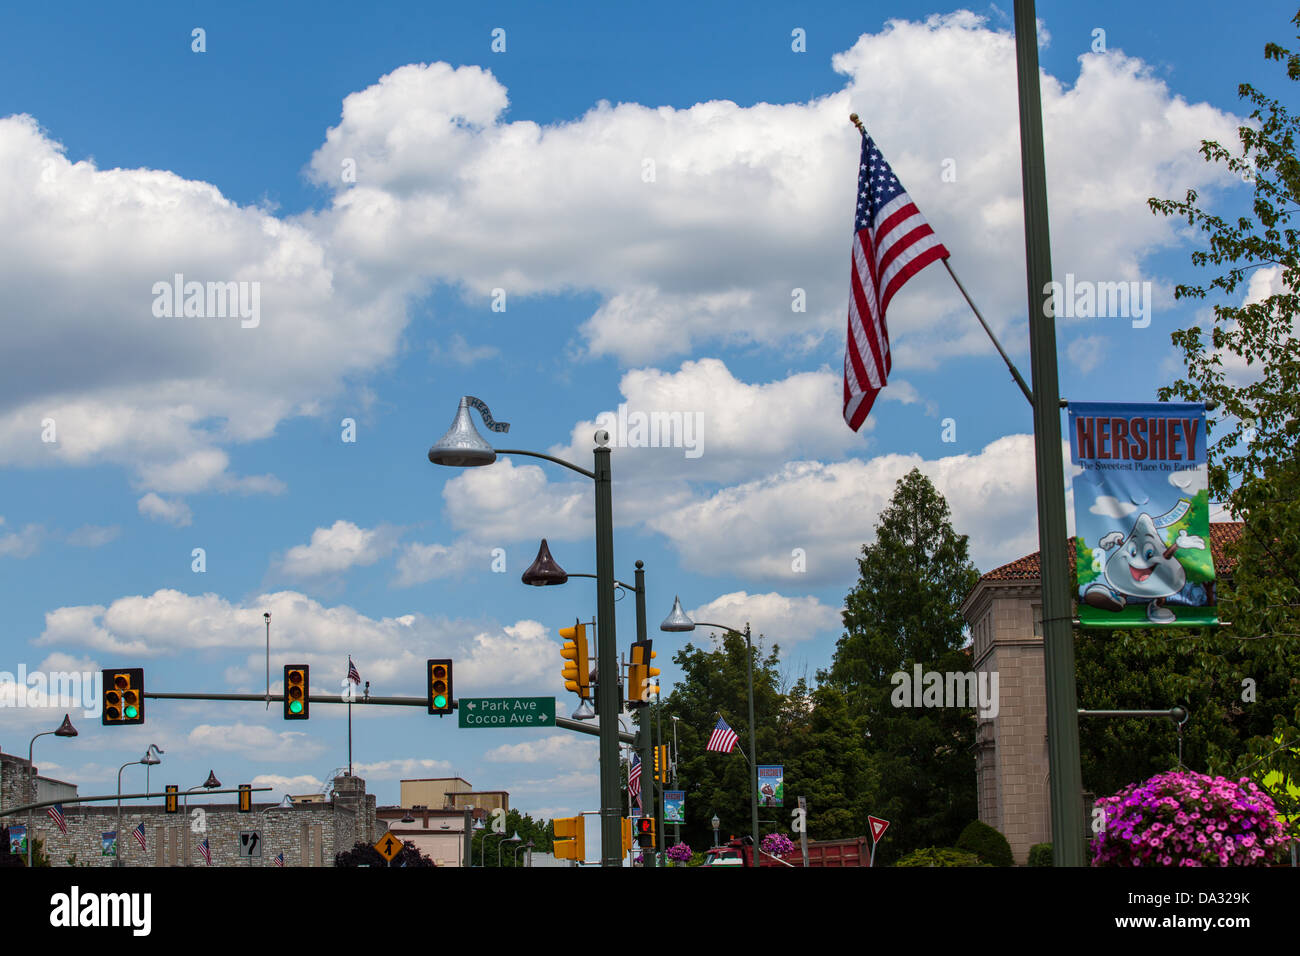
[0,757,376,867]
[960,522,1242,864]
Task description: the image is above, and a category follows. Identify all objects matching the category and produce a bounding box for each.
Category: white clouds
[687,591,843,644]
[278,520,401,578]
[250,773,324,796]
[0,113,412,502]
[34,587,562,696]
[392,538,481,587]
[1067,335,1106,375]
[351,758,453,780]
[188,723,324,761]
[484,734,598,768]
[64,524,121,547]
[0,516,42,557]
[137,493,193,527]
[649,434,1046,582]
[298,14,1238,373]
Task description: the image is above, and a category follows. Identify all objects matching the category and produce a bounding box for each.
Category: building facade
[960,522,1242,864]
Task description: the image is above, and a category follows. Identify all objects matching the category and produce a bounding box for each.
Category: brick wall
[2,772,375,867]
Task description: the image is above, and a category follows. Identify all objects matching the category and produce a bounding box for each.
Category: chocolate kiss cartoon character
[1083,512,1205,623]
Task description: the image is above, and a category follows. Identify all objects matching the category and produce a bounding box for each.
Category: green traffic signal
[289,700,303,714]
[433,694,447,709]
[124,705,138,719]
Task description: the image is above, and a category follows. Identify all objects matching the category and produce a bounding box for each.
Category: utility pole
[1014,0,1085,865]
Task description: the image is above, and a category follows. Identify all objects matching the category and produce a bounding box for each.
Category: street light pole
[1013,0,1085,866]
[429,398,623,866]
[26,714,76,867]
[660,603,761,860]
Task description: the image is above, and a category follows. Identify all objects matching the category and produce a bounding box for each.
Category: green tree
[1148,9,1300,825]
[649,629,785,850]
[823,468,981,862]
[472,808,551,866]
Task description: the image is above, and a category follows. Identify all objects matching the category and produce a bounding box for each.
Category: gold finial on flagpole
[849,113,866,134]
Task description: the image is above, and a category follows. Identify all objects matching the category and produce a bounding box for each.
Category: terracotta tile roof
[978,522,1244,583]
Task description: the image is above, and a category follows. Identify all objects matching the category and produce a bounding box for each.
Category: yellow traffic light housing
[165,785,178,814]
[238,784,252,812]
[559,621,591,699]
[427,659,453,715]
[101,668,145,725]
[553,815,584,861]
[627,641,659,709]
[622,817,633,856]
[654,745,670,783]
[284,665,309,720]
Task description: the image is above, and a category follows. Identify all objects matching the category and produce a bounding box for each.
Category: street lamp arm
[495,448,596,480]
[563,571,639,592]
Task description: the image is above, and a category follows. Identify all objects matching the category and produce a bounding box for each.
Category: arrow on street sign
[375,831,402,862]
[868,816,890,843]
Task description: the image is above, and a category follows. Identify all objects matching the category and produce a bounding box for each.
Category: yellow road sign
[374,831,403,862]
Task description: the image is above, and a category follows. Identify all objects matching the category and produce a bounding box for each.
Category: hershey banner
[1068,402,1217,627]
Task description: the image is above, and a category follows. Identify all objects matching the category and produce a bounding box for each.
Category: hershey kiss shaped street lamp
[428,396,626,867]
[660,597,761,860]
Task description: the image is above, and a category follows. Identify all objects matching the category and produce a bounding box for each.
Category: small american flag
[133,823,146,851]
[197,837,211,865]
[274,852,285,867]
[628,755,641,802]
[706,717,739,754]
[843,127,949,431]
[347,657,361,684]
[46,803,67,834]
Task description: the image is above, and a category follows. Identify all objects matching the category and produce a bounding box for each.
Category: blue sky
[1,1,1292,818]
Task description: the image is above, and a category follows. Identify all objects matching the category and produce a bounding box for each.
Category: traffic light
[238,784,252,812]
[654,744,670,783]
[283,665,309,719]
[101,668,144,725]
[427,659,453,715]
[558,621,591,699]
[626,640,659,709]
[165,785,178,814]
[635,815,656,849]
[622,817,633,856]
[553,816,584,861]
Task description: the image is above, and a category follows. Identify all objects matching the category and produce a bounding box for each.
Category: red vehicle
[702,836,871,867]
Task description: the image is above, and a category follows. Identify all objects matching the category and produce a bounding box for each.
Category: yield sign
[374,831,402,862]
[868,816,890,843]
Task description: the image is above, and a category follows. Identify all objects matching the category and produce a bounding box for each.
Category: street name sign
[458,696,556,728]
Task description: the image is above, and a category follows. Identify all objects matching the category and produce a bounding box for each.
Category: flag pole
[848,113,1034,407]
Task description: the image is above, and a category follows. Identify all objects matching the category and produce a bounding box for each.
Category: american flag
[274,852,285,867]
[843,128,949,431]
[197,837,211,865]
[347,657,361,684]
[706,717,739,754]
[133,823,147,852]
[46,803,67,834]
[628,755,641,802]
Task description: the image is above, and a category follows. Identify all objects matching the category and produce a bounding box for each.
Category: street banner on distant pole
[8,825,26,855]
[757,766,784,807]
[1068,402,1217,627]
[664,790,685,823]
[101,832,117,857]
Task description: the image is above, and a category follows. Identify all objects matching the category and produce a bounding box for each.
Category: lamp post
[144,744,165,799]
[515,839,533,867]
[712,814,720,847]
[183,771,221,866]
[116,747,162,867]
[661,598,760,859]
[500,830,522,867]
[520,539,656,867]
[26,714,77,866]
[671,715,681,846]
[429,395,622,866]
